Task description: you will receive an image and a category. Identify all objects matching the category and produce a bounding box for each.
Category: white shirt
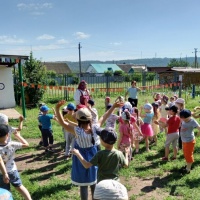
[0,141,22,172]
[74,89,90,105]
[91,108,98,124]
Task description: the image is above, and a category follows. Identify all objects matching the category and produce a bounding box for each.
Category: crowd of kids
[1,79,200,200]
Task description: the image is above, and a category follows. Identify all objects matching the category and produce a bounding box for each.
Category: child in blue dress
[55,100,123,200]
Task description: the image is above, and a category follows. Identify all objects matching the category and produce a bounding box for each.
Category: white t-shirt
[74,89,90,105]
[91,108,98,124]
[0,141,22,172]
[105,114,119,129]
[7,126,17,142]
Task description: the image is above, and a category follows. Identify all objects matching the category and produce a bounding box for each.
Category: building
[43,62,71,74]
[86,63,122,74]
[117,64,147,73]
[0,54,28,110]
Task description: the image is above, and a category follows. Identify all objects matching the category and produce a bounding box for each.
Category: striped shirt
[74,125,100,148]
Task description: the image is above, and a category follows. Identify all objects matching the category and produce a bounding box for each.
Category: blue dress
[71,141,98,186]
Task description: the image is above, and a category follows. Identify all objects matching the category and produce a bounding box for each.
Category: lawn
[7,93,200,200]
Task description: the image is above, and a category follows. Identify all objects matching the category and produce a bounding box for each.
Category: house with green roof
[86,63,122,74]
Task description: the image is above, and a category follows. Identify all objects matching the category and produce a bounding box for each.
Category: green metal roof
[90,63,122,73]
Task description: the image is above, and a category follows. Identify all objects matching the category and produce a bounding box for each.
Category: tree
[15,52,48,107]
[167,59,189,67]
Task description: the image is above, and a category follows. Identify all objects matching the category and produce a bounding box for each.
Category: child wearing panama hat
[140,103,154,151]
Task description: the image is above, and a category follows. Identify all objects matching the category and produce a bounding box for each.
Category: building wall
[0,66,15,109]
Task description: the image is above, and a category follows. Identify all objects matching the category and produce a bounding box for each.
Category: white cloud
[32,44,65,51]
[36,34,55,40]
[74,32,90,39]
[17,3,53,10]
[0,35,25,44]
[56,39,69,44]
[110,42,122,46]
[30,11,45,16]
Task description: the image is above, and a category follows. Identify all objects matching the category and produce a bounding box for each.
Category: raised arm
[13,131,29,148]
[55,100,75,134]
[98,101,124,127]
[17,115,24,131]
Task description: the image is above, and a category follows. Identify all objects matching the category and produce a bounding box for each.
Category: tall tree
[167,58,189,67]
[15,52,47,106]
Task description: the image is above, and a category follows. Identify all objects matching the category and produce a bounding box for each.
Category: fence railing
[14,71,183,103]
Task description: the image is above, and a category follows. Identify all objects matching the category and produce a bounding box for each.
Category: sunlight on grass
[7,93,200,199]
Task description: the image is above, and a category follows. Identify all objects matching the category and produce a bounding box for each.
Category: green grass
[7,93,200,200]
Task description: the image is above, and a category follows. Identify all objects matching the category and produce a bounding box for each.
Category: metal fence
[42,72,182,101]
[14,71,182,103]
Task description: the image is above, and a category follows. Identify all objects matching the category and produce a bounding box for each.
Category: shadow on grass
[141,173,185,196]
[31,182,73,200]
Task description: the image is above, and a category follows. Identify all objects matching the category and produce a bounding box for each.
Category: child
[156,105,181,161]
[38,105,57,153]
[0,113,24,142]
[87,99,98,124]
[118,111,134,163]
[153,92,161,103]
[132,108,143,154]
[168,96,175,108]
[140,103,154,151]
[175,98,185,149]
[63,103,77,159]
[71,127,129,183]
[0,124,32,200]
[94,179,128,200]
[55,100,124,200]
[151,102,161,145]
[105,104,119,129]
[37,102,46,146]
[159,95,169,133]
[179,109,200,174]
[105,97,110,111]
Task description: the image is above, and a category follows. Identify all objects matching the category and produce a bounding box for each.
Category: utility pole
[192,48,198,68]
[78,42,82,77]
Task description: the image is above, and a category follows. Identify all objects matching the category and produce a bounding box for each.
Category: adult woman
[55,100,123,200]
[74,80,90,107]
[125,80,141,107]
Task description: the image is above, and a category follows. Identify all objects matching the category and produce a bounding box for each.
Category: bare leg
[186,163,192,172]
[173,147,178,158]
[165,147,169,158]
[145,137,149,151]
[135,140,139,152]
[15,185,32,200]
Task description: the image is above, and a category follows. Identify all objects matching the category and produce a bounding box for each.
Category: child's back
[90,148,126,182]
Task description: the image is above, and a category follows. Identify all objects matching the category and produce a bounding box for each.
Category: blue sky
[1,0,200,62]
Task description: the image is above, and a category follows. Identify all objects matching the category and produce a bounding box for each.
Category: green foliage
[113,70,124,76]
[167,58,189,67]
[104,70,113,76]
[15,52,47,107]
[146,73,156,81]
[131,73,142,82]
[10,96,200,200]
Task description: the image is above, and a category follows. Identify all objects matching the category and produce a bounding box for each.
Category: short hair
[0,124,9,137]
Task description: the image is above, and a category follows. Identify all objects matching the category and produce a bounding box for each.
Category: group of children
[1,89,200,200]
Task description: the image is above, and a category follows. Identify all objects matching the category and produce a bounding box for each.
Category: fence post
[192,84,195,98]
[142,71,146,87]
[106,76,110,96]
[64,74,68,100]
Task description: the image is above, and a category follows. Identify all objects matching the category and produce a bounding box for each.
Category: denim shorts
[0,170,22,190]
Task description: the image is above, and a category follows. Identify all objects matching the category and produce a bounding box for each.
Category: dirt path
[15,139,176,200]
